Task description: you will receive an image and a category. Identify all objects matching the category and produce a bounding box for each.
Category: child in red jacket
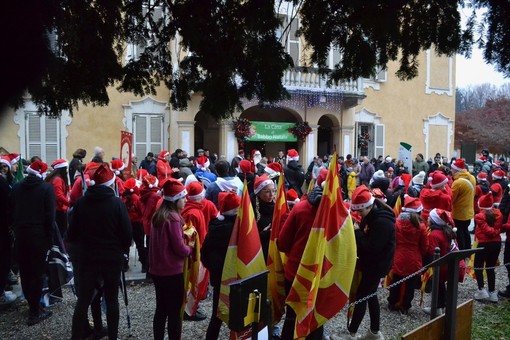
[122,178,146,272]
[474,192,503,302]
[388,196,429,314]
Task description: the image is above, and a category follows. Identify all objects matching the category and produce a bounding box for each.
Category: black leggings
[152,273,184,340]
[475,241,501,292]
[348,271,381,334]
[205,284,222,340]
[454,219,472,251]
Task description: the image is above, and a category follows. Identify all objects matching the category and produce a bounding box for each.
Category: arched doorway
[240,105,301,160]
[318,115,334,158]
[194,110,220,157]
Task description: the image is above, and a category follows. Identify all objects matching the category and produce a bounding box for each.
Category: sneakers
[0,291,17,305]
[27,309,53,326]
[487,290,498,303]
[183,310,207,321]
[359,330,385,340]
[422,307,444,315]
[329,333,356,340]
[474,288,490,301]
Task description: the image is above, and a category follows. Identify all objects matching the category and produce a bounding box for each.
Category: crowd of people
[1,145,510,340]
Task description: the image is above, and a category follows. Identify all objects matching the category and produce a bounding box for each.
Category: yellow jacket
[451,170,476,220]
[347,171,357,199]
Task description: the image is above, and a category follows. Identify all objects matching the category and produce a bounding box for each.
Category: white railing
[282,67,364,95]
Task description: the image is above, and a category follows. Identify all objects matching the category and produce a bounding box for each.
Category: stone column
[218,120,237,162]
[304,124,319,165]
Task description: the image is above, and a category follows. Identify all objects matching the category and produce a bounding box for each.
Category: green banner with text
[246,121,297,142]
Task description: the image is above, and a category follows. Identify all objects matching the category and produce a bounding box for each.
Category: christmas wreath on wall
[358,132,371,150]
[231,117,255,142]
[288,122,312,142]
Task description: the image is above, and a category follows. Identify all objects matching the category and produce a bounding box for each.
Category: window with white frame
[277,14,300,67]
[133,114,164,158]
[26,113,61,165]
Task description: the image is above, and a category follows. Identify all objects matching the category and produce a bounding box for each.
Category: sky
[455,7,508,89]
[456,49,508,88]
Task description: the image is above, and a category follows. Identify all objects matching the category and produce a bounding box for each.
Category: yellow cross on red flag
[218,180,267,335]
[286,152,357,339]
[267,171,288,325]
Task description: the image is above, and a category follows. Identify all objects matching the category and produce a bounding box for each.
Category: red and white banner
[120,131,133,178]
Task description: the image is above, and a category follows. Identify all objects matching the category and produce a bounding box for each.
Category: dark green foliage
[1,1,508,120]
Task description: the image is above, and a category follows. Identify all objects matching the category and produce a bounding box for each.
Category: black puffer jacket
[284,160,305,197]
[250,194,275,260]
[67,185,132,264]
[10,175,55,243]
[201,216,236,287]
[355,201,396,278]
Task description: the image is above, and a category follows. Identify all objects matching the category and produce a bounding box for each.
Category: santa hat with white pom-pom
[429,208,456,232]
[216,191,241,221]
[89,163,116,187]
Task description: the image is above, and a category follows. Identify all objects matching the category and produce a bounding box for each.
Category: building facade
[0,6,455,167]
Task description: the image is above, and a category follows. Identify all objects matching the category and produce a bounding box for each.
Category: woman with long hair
[346,185,396,340]
[46,159,70,237]
[473,192,503,302]
[149,179,192,340]
[250,174,275,261]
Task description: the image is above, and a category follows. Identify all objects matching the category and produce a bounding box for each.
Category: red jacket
[140,187,161,236]
[156,159,173,182]
[122,192,143,223]
[115,177,125,197]
[474,209,502,243]
[391,217,428,276]
[50,176,69,212]
[427,227,455,282]
[202,198,219,227]
[277,199,318,282]
[182,201,207,246]
[420,187,452,222]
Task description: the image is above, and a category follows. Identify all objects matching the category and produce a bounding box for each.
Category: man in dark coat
[68,164,132,340]
[139,152,157,176]
[284,149,305,197]
[10,160,55,325]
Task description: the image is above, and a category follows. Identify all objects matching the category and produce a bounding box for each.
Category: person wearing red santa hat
[236,159,255,195]
[284,149,305,197]
[387,196,428,315]
[419,171,453,223]
[156,150,177,182]
[343,185,395,340]
[278,184,326,340]
[150,178,193,340]
[201,191,241,340]
[110,159,126,197]
[286,188,300,209]
[423,208,458,315]
[67,163,132,339]
[10,160,55,325]
[44,158,71,302]
[474,172,490,214]
[195,156,217,188]
[490,169,508,204]
[139,174,160,281]
[450,158,476,251]
[181,180,218,321]
[69,161,103,206]
[122,178,147,273]
[251,174,275,260]
[7,153,21,179]
[473,192,503,302]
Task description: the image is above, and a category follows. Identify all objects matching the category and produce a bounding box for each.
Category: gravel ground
[1,252,508,340]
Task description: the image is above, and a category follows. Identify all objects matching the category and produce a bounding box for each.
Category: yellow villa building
[0,6,455,168]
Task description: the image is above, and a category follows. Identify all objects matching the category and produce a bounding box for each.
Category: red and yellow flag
[286,153,357,339]
[393,194,402,217]
[267,171,288,325]
[218,180,267,337]
[182,222,200,318]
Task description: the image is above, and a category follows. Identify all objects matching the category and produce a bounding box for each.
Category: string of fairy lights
[240,89,344,112]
